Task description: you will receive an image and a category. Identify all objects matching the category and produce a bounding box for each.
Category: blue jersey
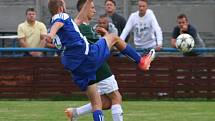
[50,13,110,91]
[50,13,89,70]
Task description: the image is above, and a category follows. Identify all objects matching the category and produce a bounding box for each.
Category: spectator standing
[105,0,129,42]
[120,0,163,51]
[171,14,205,56]
[17,8,47,57]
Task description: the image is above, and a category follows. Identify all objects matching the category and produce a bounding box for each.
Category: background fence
[0,56,214,99]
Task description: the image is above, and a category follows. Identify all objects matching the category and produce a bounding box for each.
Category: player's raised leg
[103,33,155,71]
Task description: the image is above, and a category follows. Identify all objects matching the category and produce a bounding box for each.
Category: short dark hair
[177,14,188,21]
[105,0,116,6]
[99,14,108,18]
[99,14,112,23]
[25,8,36,15]
[77,0,87,12]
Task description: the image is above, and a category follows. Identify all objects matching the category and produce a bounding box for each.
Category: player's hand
[45,35,52,43]
[96,27,108,36]
[44,35,56,48]
[45,42,56,48]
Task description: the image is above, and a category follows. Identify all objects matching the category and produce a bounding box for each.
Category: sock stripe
[99,115,102,121]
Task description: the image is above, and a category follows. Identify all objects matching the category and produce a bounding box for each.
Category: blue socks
[93,110,104,121]
[121,45,141,64]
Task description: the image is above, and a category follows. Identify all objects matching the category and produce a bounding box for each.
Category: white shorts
[97,75,119,95]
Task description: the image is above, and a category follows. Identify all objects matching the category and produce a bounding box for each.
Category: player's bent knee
[108,91,122,105]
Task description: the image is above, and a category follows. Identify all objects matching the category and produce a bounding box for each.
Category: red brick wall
[0,57,214,99]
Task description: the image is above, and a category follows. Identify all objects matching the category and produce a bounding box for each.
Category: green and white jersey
[78,23,113,82]
[79,23,99,43]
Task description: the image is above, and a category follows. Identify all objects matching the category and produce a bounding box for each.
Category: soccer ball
[176,34,195,53]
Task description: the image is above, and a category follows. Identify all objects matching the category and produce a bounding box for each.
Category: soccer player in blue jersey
[47,0,155,121]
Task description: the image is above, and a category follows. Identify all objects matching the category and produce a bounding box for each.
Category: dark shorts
[64,38,110,91]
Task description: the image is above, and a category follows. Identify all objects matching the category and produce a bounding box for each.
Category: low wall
[0,56,214,99]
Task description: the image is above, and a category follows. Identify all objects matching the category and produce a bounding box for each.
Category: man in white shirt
[120,0,163,51]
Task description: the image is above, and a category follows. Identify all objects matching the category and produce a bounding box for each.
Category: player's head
[25,8,37,23]
[48,0,66,16]
[77,0,86,12]
[138,0,148,16]
[77,0,96,20]
[105,0,116,15]
[97,14,109,30]
[177,14,189,31]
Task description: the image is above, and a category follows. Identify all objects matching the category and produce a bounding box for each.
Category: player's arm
[46,22,64,48]
[75,0,93,25]
[47,22,64,40]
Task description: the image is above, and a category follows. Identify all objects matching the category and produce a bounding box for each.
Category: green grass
[0,101,215,121]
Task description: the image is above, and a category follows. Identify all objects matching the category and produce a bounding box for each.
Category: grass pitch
[0,101,215,121]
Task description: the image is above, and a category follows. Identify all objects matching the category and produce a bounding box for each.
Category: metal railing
[0,34,215,57]
[0,47,214,53]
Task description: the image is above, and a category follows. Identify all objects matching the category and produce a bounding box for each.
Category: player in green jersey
[64,0,123,121]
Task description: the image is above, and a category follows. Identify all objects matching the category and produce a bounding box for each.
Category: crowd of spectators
[12,0,206,57]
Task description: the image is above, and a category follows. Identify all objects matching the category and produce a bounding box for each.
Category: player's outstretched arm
[48,22,64,39]
[75,0,93,25]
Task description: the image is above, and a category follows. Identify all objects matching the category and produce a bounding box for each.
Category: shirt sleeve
[51,13,69,26]
[172,27,179,39]
[189,26,197,40]
[109,23,118,35]
[120,14,134,41]
[17,24,25,39]
[52,18,65,25]
[150,11,163,46]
